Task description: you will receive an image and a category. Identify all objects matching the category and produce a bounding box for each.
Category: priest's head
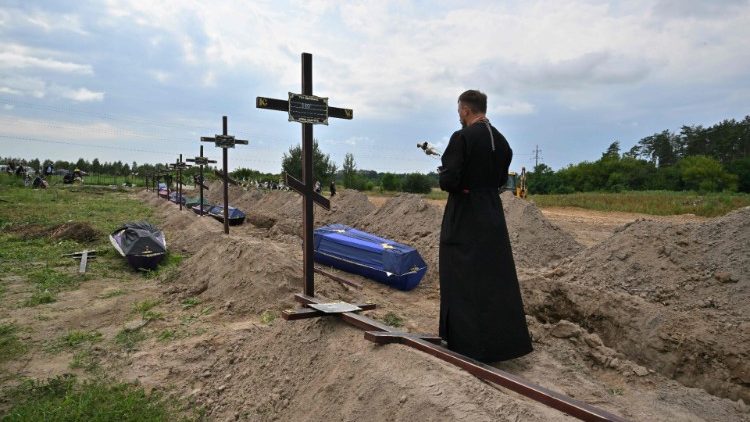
[457,90,487,128]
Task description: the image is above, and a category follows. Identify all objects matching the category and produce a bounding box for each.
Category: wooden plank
[78,251,88,274]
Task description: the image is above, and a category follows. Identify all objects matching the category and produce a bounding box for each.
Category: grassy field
[366,188,750,217]
[529,190,750,217]
[0,182,189,420]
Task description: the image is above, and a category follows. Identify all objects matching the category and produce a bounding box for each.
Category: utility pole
[533,145,542,168]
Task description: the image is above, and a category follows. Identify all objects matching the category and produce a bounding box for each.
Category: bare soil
[2,187,748,421]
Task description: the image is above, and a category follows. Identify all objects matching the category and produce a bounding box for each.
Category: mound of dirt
[3,223,51,238]
[128,188,749,421]
[523,206,750,401]
[166,235,303,315]
[49,222,102,243]
[3,221,102,243]
[502,192,583,267]
[126,318,565,422]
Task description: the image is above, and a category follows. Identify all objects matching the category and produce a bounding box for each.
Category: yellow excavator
[504,167,527,198]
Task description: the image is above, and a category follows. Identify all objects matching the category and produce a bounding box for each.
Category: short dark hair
[458,90,487,113]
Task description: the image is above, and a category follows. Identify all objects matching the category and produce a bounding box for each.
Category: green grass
[1,374,183,421]
[0,184,157,306]
[144,253,183,281]
[382,312,405,328]
[100,289,125,299]
[61,330,102,348]
[529,190,750,217]
[424,188,449,200]
[21,267,80,306]
[69,350,99,372]
[180,297,200,309]
[157,330,176,342]
[132,299,161,315]
[45,330,102,353]
[24,290,56,307]
[259,310,276,325]
[114,329,147,352]
[0,323,26,363]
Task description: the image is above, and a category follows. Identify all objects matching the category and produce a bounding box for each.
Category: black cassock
[438,120,532,362]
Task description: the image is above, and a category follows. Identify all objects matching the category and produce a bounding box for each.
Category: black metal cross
[256,52,353,297]
[201,116,248,234]
[186,145,217,217]
[169,154,191,211]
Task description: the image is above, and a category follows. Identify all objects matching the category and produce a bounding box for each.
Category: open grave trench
[133,185,749,420]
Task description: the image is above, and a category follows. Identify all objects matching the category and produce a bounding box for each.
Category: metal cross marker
[186,145,216,217]
[201,116,248,234]
[169,154,191,211]
[257,52,354,297]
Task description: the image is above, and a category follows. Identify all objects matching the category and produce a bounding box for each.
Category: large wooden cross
[201,116,248,234]
[186,145,216,217]
[257,52,353,297]
[169,154,191,211]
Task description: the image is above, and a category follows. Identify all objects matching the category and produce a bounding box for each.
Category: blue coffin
[207,205,246,225]
[169,191,187,205]
[313,224,427,291]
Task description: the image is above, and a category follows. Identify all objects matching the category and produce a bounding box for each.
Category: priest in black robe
[438,89,533,362]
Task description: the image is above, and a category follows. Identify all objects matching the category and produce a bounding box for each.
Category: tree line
[7,115,747,194]
[278,141,436,194]
[529,116,750,194]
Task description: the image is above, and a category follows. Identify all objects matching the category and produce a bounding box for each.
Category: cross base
[282,294,376,321]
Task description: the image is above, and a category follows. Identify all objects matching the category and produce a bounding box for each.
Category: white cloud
[52,86,105,102]
[0,116,122,141]
[0,75,103,102]
[491,101,536,116]
[0,44,93,74]
[3,104,14,110]
[0,75,47,98]
[26,11,89,35]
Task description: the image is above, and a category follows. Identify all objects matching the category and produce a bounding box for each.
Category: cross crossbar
[256,97,353,120]
[285,173,330,210]
[186,145,216,217]
[256,52,352,297]
[200,116,248,233]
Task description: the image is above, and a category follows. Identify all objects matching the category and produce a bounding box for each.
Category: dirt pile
[523,206,750,401]
[555,206,749,310]
[50,222,102,243]
[126,188,750,421]
[3,221,102,243]
[502,192,583,267]
[165,235,303,315]
[126,318,565,422]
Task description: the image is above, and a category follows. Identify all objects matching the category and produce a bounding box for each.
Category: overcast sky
[1,0,749,173]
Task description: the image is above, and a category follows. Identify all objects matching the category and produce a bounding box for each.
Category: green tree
[342,153,357,189]
[28,158,40,173]
[380,173,401,191]
[75,158,89,172]
[678,155,737,192]
[638,130,679,167]
[91,158,101,174]
[527,163,561,194]
[602,141,620,160]
[401,173,432,194]
[727,157,750,193]
[281,140,337,185]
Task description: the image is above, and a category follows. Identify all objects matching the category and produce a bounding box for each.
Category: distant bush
[401,173,432,194]
[678,155,737,192]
